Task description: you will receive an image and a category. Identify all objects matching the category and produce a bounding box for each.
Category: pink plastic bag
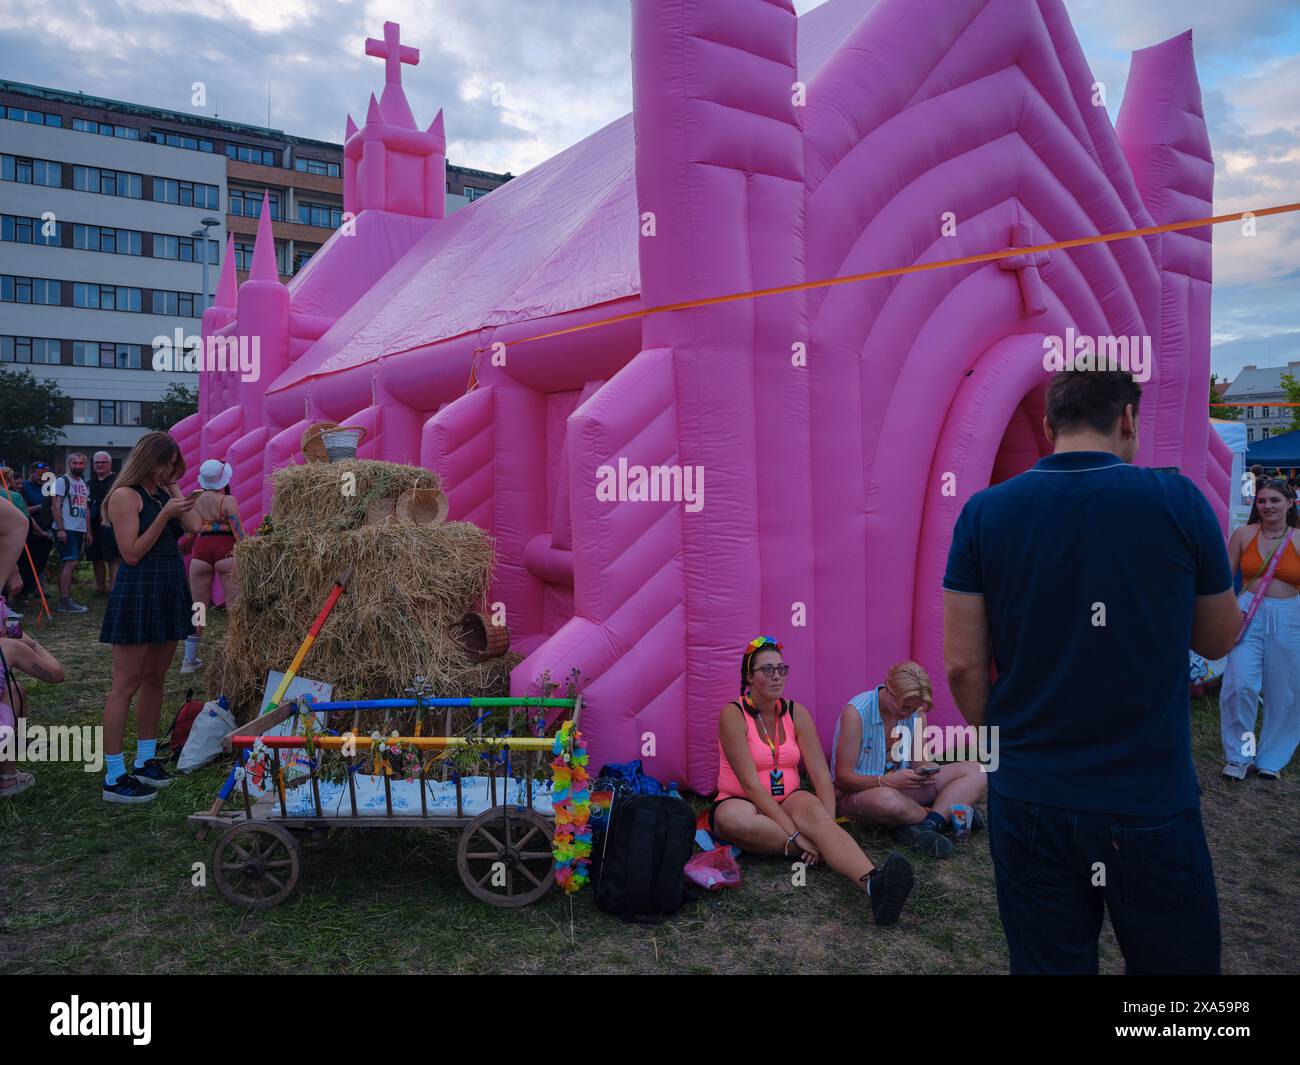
[684,846,742,890]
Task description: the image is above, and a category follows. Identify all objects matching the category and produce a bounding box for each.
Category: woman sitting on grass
[833,662,987,858]
[711,636,914,927]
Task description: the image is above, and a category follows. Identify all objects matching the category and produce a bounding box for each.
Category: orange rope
[509,201,1300,346]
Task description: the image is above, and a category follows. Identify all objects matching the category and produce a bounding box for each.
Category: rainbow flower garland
[551,720,592,893]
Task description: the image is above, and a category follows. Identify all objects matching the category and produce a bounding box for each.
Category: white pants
[1219,591,1300,773]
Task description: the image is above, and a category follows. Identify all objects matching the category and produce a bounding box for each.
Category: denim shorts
[57,530,85,562]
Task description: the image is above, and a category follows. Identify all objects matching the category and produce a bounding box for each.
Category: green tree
[1280,372,1300,433]
[0,367,66,465]
[150,383,198,431]
[1209,374,1243,420]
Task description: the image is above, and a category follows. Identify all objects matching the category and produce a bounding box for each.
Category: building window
[150,290,201,317]
[73,165,143,198]
[1,154,62,187]
[1260,406,1270,419]
[72,224,143,256]
[152,177,219,210]
[293,248,315,273]
[1,275,61,305]
[1,336,60,364]
[72,399,97,424]
[297,201,342,228]
[73,282,142,312]
[3,105,62,126]
[1263,427,1271,439]
[149,130,214,153]
[72,118,139,139]
[72,341,142,369]
[234,242,255,271]
[229,187,280,220]
[226,143,277,166]
[1,214,60,245]
[294,157,340,177]
[463,186,488,201]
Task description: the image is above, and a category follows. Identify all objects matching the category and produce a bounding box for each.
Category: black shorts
[85,524,118,562]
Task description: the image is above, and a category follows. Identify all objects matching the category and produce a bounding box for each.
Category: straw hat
[395,486,449,526]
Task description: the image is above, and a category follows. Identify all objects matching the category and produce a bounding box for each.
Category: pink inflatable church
[175,0,1228,791]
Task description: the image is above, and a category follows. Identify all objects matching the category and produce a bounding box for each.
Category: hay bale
[271,458,442,536]
[213,459,510,723]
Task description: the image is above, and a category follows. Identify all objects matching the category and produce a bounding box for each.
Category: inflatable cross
[365,21,420,86]
[999,221,1049,316]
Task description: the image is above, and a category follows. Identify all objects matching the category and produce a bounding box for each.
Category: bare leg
[712,798,791,855]
[840,787,930,828]
[928,762,987,818]
[188,559,213,636]
[782,790,875,887]
[93,560,108,593]
[135,642,177,743]
[59,558,75,599]
[104,644,149,757]
[109,559,120,588]
[215,556,239,606]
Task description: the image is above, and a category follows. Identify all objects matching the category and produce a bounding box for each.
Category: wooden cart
[188,694,581,910]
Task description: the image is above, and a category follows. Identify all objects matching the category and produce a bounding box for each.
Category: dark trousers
[16,533,52,603]
[988,789,1221,975]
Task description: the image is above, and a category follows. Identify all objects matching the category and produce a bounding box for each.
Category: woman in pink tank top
[712,636,914,926]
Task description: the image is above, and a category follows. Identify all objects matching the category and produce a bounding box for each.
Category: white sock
[184,635,200,661]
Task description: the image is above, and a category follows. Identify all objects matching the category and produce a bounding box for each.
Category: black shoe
[103,774,158,804]
[944,807,987,834]
[867,851,914,927]
[893,822,956,858]
[133,758,174,789]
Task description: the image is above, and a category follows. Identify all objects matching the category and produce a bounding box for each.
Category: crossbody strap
[1237,528,1294,643]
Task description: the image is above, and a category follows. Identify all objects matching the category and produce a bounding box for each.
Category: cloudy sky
[1,0,1296,382]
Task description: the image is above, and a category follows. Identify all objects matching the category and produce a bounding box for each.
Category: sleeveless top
[1241,528,1300,590]
[831,686,919,784]
[132,485,184,559]
[715,698,803,802]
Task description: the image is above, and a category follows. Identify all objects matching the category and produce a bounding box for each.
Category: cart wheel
[213,822,302,909]
[457,807,554,908]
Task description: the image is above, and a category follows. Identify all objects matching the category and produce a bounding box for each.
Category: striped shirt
[831,686,918,782]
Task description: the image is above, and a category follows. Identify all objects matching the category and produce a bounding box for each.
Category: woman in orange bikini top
[1227,478,1300,599]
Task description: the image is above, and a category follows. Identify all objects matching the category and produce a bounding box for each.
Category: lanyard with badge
[754,699,786,796]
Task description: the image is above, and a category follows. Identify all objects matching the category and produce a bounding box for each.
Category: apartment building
[1223,361,1300,444]
[0,80,511,465]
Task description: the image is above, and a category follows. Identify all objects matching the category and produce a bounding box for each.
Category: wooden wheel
[456,807,555,908]
[213,822,302,909]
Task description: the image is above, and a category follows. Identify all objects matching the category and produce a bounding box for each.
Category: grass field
[2,572,1297,975]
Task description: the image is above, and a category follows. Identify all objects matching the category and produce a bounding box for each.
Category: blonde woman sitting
[833,661,987,858]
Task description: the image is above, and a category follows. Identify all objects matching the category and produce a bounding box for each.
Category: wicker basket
[453,611,510,662]
[395,486,449,526]
[300,422,368,463]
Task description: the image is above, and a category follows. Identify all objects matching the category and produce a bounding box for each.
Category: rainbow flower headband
[745,635,783,654]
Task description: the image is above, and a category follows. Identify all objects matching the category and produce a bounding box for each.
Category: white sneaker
[180,657,204,674]
[1258,768,1281,781]
[1222,762,1249,781]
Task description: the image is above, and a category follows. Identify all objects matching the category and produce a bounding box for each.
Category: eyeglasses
[752,664,790,679]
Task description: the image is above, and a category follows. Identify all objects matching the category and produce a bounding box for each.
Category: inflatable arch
[177,0,1229,792]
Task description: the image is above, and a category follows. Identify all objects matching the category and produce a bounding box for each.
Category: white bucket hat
[198,459,233,491]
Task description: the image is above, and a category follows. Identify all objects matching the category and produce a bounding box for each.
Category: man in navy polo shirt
[943,369,1242,975]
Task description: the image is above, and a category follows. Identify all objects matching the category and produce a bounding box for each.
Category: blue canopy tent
[1245,427,1300,469]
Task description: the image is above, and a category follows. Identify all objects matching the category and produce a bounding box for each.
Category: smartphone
[917,766,940,777]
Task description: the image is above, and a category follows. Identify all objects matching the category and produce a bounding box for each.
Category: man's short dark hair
[1044,370,1142,436]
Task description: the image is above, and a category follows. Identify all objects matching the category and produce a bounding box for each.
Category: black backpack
[593,794,696,923]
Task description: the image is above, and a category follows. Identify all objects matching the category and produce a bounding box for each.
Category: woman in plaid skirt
[99,433,202,804]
